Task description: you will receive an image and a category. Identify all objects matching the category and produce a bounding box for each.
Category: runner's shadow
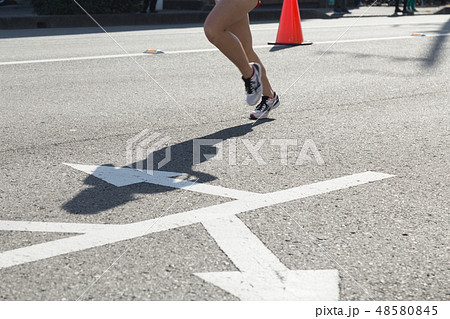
[63,120,273,215]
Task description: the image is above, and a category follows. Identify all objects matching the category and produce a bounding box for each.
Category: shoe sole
[250,112,268,120]
[249,96,280,119]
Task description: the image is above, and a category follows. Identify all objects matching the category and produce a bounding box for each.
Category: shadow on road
[62,120,273,215]
[313,17,450,69]
[422,18,450,68]
[323,49,428,64]
[269,45,298,52]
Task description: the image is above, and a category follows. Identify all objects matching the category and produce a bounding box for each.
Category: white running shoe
[242,63,262,106]
[250,92,280,119]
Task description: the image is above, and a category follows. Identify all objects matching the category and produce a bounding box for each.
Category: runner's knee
[203,23,222,45]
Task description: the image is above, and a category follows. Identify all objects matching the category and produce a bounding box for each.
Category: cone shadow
[269,45,298,52]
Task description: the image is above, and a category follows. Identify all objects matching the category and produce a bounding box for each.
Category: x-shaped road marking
[0,164,394,300]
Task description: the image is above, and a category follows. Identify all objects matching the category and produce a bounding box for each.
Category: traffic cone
[268,0,312,46]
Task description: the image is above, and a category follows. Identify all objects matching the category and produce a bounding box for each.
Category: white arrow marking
[0,166,394,300]
[64,163,257,200]
[196,215,339,300]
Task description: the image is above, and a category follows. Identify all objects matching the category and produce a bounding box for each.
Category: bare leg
[203,0,258,78]
[228,15,275,98]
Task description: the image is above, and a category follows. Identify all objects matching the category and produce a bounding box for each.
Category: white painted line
[196,268,339,301]
[1,33,448,66]
[0,53,146,66]
[0,232,120,269]
[0,220,118,233]
[161,48,218,55]
[266,171,395,204]
[64,163,259,200]
[301,22,450,29]
[65,163,181,187]
[314,33,450,45]
[202,215,288,274]
[0,168,394,272]
[197,215,339,300]
[126,171,395,235]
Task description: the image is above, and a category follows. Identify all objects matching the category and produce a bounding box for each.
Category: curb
[436,6,450,14]
[0,6,447,30]
[0,8,330,30]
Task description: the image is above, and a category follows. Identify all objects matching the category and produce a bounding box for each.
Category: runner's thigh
[205,0,257,31]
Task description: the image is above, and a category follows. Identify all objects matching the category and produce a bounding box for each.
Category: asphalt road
[0,15,449,301]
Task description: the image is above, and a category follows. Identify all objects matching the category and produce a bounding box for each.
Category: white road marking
[0,220,118,233]
[203,216,289,274]
[313,33,450,45]
[197,215,339,300]
[0,164,394,300]
[0,53,146,66]
[1,33,448,66]
[64,163,258,200]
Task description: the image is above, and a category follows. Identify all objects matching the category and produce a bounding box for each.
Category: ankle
[264,91,275,98]
[243,65,254,79]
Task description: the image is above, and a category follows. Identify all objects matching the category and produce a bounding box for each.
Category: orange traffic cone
[268,0,312,46]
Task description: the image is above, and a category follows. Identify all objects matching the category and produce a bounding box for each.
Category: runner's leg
[228,14,275,98]
[203,0,258,78]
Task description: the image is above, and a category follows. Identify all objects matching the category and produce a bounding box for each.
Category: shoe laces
[242,76,254,94]
[255,96,269,111]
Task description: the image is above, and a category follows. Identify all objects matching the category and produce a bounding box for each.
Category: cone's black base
[268,41,313,46]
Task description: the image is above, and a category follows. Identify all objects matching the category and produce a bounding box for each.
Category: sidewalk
[0,0,448,30]
[322,4,449,18]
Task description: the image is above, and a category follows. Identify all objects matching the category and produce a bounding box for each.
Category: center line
[1,33,448,66]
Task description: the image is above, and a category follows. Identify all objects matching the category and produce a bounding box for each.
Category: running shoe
[242,63,262,106]
[250,92,280,119]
